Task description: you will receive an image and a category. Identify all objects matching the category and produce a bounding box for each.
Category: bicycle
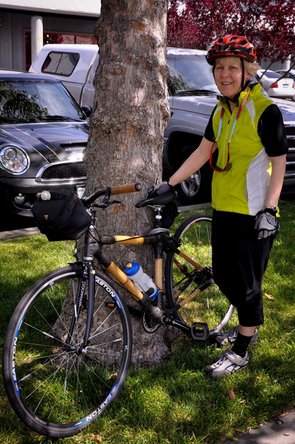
[2,183,236,438]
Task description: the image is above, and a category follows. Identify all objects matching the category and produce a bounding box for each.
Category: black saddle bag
[32,188,91,241]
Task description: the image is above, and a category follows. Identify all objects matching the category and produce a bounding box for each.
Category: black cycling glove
[135,181,177,208]
[254,208,280,240]
[148,181,175,198]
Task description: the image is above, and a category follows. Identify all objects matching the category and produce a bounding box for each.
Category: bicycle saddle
[135,187,177,208]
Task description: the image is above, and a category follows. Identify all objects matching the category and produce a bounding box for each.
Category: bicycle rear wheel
[2,265,132,438]
[165,213,235,332]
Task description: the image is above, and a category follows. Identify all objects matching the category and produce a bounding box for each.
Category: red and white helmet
[206,34,257,65]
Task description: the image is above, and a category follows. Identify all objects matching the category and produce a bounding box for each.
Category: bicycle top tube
[96,231,170,247]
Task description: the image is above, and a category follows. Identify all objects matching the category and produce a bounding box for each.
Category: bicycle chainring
[141,310,161,333]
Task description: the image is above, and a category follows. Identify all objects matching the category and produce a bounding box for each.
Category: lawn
[0,199,294,444]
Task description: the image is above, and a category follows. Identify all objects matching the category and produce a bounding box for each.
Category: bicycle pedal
[208,330,229,347]
[191,322,209,341]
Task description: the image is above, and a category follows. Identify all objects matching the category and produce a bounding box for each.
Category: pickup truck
[30,44,295,204]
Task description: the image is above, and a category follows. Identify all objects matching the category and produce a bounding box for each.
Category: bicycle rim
[166,214,236,331]
[2,266,132,438]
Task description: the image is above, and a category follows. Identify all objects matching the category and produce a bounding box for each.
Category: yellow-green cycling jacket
[212,83,274,216]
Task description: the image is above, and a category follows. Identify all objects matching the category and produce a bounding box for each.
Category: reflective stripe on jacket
[212,83,273,215]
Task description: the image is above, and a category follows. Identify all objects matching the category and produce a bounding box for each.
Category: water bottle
[124,261,159,300]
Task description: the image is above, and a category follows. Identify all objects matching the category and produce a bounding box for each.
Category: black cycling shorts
[211,210,275,326]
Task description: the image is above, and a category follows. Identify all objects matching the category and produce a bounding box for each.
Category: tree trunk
[84,0,175,367]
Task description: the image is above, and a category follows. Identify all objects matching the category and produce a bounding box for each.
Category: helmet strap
[241,58,245,91]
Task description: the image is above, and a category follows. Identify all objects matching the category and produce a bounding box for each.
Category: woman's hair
[244,60,261,79]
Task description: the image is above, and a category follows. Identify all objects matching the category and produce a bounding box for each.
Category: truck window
[167,54,217,96]
[41,52,80,77]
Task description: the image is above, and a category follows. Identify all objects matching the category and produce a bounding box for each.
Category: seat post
[153,205,164,229]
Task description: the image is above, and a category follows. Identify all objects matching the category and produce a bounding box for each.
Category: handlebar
[111,183,141,195]
[81,182,142,207]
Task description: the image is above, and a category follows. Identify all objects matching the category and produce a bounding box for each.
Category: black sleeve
[258,104,288,156]
[204,107,216,142]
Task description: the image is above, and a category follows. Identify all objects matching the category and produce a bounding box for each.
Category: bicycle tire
[165,213,235,332]
[2,265,132,438]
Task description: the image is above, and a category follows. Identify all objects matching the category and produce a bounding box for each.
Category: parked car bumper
[268,90,295,99]
[0,168,86,217]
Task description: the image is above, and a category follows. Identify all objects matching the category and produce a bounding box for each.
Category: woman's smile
[214,57,247,99]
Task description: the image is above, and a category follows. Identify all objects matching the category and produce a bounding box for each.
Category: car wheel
[176,162,212,206]
[177,171,201,199]
[164,138,212,206]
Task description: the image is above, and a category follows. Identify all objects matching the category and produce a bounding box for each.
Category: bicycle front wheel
[2,265,132,438]
[165,213,235,331]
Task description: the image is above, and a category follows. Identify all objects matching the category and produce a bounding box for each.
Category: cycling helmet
[206,34,257,65]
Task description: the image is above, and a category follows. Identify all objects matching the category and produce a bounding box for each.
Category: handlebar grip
[110,183,141,195]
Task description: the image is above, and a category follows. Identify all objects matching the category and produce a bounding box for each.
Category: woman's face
[214,57,249,100]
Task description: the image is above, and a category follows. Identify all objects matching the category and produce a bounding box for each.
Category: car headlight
[0,145,30,174]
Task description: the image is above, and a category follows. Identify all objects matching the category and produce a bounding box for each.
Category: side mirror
[81,106,93,117]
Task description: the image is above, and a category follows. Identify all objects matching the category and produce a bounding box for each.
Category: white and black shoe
[205,349,249,378]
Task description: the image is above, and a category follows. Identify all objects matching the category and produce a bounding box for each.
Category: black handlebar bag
[32,188,91,241]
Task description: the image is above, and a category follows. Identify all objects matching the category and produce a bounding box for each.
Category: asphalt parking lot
[0,213,35,234]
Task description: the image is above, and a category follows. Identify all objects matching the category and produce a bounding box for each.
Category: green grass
[0,200,294,444]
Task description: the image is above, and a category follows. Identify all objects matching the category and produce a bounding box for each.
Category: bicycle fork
[65,219,97,352]
[65,260,96,353]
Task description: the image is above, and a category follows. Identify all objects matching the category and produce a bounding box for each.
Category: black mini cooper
[0,72,88,217]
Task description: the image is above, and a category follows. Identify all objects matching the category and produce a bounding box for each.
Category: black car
[0,72,88,217]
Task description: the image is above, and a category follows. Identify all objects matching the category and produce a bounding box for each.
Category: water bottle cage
[139,288,156,307]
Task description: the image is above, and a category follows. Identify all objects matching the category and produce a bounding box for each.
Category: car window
[261,71,280,79]
[167,54,218,95]
[41,51,80,77]
[0,80,85,122]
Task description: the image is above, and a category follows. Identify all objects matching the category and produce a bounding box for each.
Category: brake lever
[94,199,122,209]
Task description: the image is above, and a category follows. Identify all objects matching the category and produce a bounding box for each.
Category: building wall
[0,9,97,70]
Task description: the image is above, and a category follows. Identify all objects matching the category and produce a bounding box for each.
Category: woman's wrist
[264,202,278,210]
[168,177,177,187]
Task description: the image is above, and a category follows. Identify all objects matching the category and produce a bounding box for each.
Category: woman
[154,35,288,377]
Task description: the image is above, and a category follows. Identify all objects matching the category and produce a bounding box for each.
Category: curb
[223,410,295,444]
[0,227,40,240]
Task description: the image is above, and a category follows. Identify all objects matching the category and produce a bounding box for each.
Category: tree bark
[84,0,175,366]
